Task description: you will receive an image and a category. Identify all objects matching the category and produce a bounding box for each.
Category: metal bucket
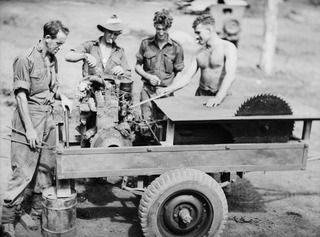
[42,187,77,237]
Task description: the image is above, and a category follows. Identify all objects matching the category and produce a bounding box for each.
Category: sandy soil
[0,0,320,236]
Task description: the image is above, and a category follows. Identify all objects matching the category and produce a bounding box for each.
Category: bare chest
[197,48,225,69]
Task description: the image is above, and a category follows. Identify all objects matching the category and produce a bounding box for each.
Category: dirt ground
[0,0,320,236]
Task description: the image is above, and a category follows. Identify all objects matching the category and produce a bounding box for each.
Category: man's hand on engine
[111,66,124,76]
[84,53,97,68]
[116,122,131,137]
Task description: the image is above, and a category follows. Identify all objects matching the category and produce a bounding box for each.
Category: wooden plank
[64,111,70,148]
[57,165,305,179]
[154,96,320,122]
[301,142,309,169]
[302,120,312,141]
[56,179,72,198]
[55,122,72,197]
[57,143,306,179]
[55,122,65,151]
[165,120,175,145]
[60,142,305,155]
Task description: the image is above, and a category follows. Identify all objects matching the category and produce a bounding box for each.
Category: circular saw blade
[233,94,294,143]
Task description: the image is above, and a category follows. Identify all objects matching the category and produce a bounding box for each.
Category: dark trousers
[1,105,56,224]
[195,87,217,96]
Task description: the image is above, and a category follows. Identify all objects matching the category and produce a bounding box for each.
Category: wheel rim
[224,19,240,35]
[158,190,214,237]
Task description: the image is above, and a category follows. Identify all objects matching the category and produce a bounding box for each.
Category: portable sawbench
[53,94,320,237]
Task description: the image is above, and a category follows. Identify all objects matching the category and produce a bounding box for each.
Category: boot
[1,223,16,237]
[28,193,43,229]
[1,204,20,237]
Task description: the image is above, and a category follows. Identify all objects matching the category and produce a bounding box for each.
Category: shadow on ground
[227,178,266,212]
[227,177,320,213]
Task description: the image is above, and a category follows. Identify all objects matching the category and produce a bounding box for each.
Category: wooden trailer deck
[154,95,320,122]
[56,96,320,180]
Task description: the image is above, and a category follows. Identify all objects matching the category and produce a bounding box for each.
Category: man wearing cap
[1,20,72,236]
[135,9,184,121]
[65,14,131,78]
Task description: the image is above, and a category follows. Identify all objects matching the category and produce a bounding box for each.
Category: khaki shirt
[73,37,131,78]
[13,42,58,105]
[136,36,184,87]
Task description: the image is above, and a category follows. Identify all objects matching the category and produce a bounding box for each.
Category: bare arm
[65,51,86,62]
[206,42,237,107]
[16,90,39,149]
[65,51,96,68]
[158,56,199,94]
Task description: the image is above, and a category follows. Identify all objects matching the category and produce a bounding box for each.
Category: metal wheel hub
[162,194,208,234]
[223,19,240,35]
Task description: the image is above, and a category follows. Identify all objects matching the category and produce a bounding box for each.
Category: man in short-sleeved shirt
[72,39,130,78]
[13,44,59,105]
[1,20,71,236]
[65,15,131,79]
[135,9,184,121]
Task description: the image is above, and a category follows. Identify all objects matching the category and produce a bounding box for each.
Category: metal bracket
[121,176,145,196]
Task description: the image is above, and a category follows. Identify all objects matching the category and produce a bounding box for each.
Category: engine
[75,75,135,148]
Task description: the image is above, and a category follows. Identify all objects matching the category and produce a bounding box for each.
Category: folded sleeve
[71,41,91,53]
[173,44,184,72]
[13,56,31,93]
[136,41,145,65]
[51,59,60,94]
[119,48,131,78]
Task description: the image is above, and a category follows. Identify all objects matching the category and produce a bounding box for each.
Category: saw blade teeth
[235,104,242,115]
[233,94,295,143]
[270,94,292,114]
[235,100,246,116]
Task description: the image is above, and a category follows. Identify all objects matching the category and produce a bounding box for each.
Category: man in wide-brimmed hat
[65,14,131,78]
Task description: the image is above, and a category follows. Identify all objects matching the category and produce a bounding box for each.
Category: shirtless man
[159,14,237,107]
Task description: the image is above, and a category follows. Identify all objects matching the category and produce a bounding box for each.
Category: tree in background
[259,0,279,75]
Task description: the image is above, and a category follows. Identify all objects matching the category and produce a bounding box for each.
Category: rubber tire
[139,168,228,237]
